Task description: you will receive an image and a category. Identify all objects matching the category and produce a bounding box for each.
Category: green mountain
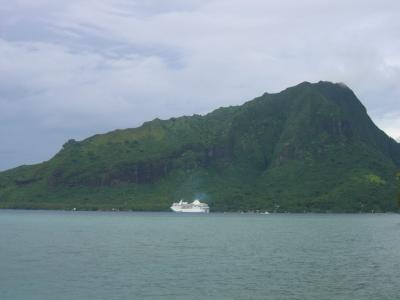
[1,81,399,212]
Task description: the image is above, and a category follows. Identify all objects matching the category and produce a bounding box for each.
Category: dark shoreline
[1,208,398,214]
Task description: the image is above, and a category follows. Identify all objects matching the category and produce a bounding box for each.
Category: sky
[0,0,399,171]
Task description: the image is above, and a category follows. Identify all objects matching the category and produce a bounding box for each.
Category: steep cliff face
[0,81,399,212]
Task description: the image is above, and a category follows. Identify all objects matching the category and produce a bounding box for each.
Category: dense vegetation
[397,172,400,208]
[1,81,399,212]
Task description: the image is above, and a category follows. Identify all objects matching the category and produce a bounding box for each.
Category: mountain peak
[291,80,350,89]
[279,81,353,98]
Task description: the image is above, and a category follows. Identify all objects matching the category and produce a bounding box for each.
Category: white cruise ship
[170,199,210,213]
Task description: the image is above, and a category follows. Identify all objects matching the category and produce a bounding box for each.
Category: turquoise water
[0,210,400,299]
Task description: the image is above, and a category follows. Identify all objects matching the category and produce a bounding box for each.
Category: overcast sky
[0,0,399,171]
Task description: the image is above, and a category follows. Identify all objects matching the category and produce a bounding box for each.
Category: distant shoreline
[1,208,398,214]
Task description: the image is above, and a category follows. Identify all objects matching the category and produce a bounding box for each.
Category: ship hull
[170,207,209,213]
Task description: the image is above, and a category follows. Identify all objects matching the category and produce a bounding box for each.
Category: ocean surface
[1,210,400,299]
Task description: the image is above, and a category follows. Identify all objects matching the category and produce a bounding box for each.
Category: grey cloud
[0,0,399,170]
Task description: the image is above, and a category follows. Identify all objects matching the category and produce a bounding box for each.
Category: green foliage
[364,174,386,185]
[1,81,399,212]
[397,172,400,208]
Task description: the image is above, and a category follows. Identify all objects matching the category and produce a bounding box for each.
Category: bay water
[1,210,400,299]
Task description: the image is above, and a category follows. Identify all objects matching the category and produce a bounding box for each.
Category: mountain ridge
[1,81,399,212]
